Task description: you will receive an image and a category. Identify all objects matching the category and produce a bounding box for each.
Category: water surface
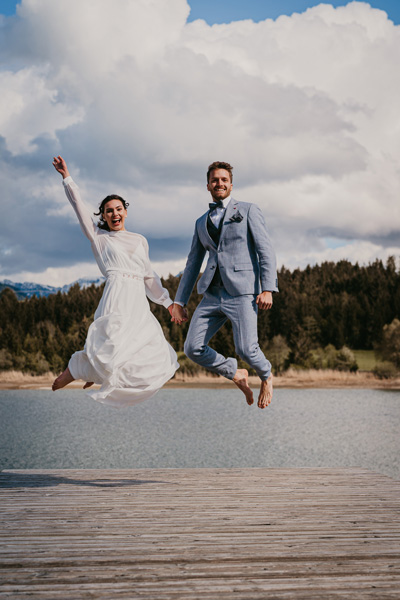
[0,388,399,479]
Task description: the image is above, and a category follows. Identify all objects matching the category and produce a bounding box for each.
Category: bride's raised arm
[53,155,97,242]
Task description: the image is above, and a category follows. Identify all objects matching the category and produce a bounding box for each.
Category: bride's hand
[170,303,188,325]
[52,155,70,179]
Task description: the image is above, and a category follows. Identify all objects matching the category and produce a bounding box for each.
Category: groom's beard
[210,188,230,201]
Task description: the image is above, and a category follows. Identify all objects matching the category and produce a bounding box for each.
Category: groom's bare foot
[258,375,273,409]
[233,369,254,405]
[83,381,94,389]
[52,367,75,391]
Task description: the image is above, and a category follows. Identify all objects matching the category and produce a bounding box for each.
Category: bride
[52,156,179,407]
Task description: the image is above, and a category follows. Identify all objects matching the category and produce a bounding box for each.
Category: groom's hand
[170,303,188,324]
[256,291,273,310]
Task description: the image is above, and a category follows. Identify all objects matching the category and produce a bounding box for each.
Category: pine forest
[1,258,399,378]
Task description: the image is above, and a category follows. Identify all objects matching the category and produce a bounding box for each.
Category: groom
[171,161,278,408]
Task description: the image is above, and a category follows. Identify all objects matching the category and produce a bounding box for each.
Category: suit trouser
[184,285,271,380]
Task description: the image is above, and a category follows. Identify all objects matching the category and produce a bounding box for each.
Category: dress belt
[106,269,143,281]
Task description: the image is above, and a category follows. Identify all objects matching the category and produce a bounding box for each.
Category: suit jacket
[175,198,279,305]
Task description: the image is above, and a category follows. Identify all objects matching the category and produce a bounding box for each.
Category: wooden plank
[1,468,400,598]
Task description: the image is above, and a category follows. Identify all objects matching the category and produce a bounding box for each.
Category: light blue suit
[175,198,278,380]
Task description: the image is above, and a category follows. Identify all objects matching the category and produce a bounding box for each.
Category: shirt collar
[218,196,231,209]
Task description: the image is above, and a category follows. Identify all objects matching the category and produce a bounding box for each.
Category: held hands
[256,291,273,310]
[169,303,188,325]
[52,155,70,179]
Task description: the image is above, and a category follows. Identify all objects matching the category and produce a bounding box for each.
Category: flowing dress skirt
[68,273,178,407]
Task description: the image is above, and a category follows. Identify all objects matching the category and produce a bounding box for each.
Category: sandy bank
[0,369,399,391]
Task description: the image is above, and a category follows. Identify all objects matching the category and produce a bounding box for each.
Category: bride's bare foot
[233,369,254,405]
[52,367,75,391]
[258,375,273,409]
[83,381,94,389]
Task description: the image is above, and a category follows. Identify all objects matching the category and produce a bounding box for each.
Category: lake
[0,388,399,480]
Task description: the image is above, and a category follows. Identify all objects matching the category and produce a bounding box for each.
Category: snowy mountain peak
[0,277,105,299]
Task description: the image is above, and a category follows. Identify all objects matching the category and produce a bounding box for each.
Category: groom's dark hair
[207,161,233,183]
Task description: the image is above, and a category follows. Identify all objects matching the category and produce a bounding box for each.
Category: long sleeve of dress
[63,176,98,242]
[142,238,173,309]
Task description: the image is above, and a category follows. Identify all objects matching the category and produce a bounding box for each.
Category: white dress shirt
[209,196,231,228]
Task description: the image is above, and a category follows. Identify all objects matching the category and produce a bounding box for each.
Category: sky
[1,0,400,286]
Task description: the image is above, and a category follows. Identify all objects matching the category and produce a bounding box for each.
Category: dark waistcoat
[207,212,224,287]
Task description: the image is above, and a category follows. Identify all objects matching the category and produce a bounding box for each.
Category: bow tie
[209,201,224,211]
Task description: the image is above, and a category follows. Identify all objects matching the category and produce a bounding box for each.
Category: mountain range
[0,277,105,299]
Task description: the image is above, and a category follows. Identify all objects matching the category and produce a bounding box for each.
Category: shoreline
[0,369,399,391]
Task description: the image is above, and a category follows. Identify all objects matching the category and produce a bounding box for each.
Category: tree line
[1,258,399,376]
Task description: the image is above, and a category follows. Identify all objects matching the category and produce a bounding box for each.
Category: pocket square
[229,210,243,223]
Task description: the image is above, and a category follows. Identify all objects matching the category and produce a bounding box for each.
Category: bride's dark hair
[94,195,130,230]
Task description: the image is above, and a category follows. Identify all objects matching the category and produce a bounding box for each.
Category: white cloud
[0,0,399,286]
[0,68,83,154]
[6,262,102,288]
[280,240,400,272]
[151,258,190,278]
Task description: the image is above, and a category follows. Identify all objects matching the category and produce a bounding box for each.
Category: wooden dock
[1,468,400,599]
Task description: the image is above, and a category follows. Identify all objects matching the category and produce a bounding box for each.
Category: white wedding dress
[62,176,179,407]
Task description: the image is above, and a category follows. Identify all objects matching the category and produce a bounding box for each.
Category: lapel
[200,212,217,249]
[219,198,239,245]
